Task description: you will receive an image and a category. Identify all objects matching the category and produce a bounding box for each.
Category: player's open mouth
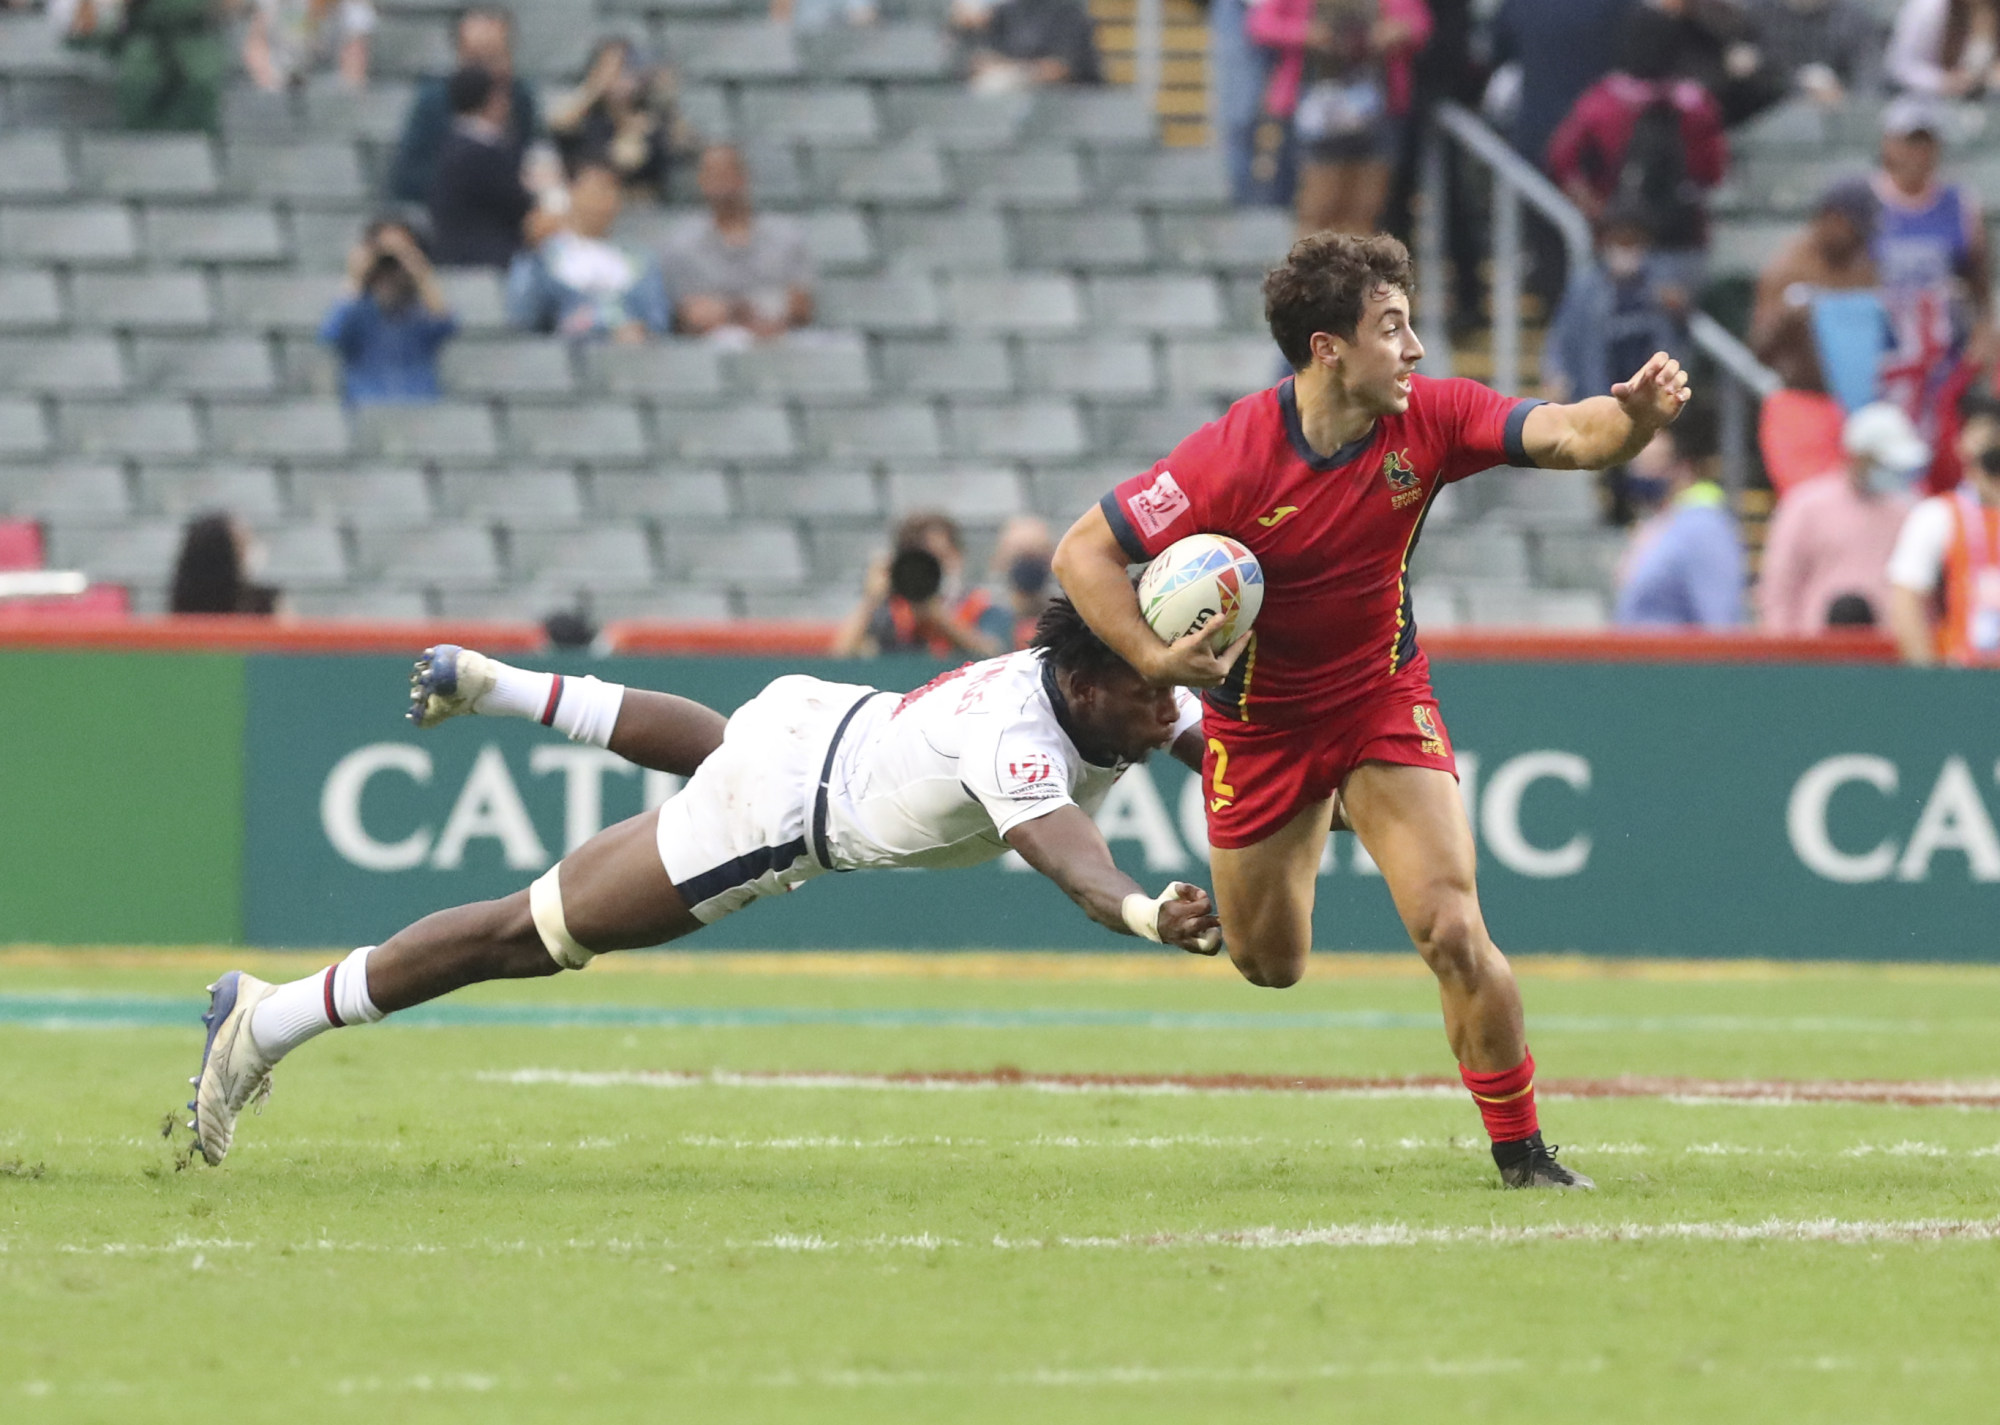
[1394,374,1414,393]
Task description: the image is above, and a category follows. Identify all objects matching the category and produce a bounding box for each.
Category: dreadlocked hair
[1030,596,1134,683]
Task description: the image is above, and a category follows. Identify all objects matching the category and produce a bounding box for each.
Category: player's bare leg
[1341,760,1590,1189]
[190,809,697,1164]
[1208,799,1335,988]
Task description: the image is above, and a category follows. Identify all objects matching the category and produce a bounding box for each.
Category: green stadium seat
[0,133,74,199]
[0,203,139,263]
[816,272,944,334]
[590,585,737,622]
[0,397,50,457]
[944,274,1083,334]
[287,586,432,619]
[506,403,646,463]
[1026,463,1131,520]
[0,269,64,330]
[440,340,577,399]
[76,135,219,199]
[219,272,345,334]
[669,21,803,80]
[885,467,1029,522]
[300,76,415,143]
[656,403,798,462]
[130,336,277,395]
[1014,212,1153,271]
[817,141,951,206]
[877,210,1011,271]
[947,399,1088,461]
[580,342,728,401]
[590,468,736,520]
[952,150,1088,208]
[0,14,102,76]
[260,523,351,587]
[143,205,288,263]
[44,520,183,586]
[57,399,200,460]
[511,526,659,592]
[224,143,368,204]
[139,464,286,523]
[1092,150,1232,210]
[0,462,131,521]
[73,271,215,332]
[800,208,876,273]
[1088,275,1224,333]
[1154,211,1294,272]
[1027,91,1156,147]
[740,87,882,146]
[661,519,807,587]
[1164,336,1281,399]
[1086,398,1222,455]
[359,402,502,463]
[354,522,504,590]
[740,469,880,519]
[726,334,873,402]
[803,403,944,461]
[806,23,953,80]
[1018,338,1158,398]
[0,336,126,395]
[882,90,1032,152]
[206,399,352,461]
[291,467,435,527]
[439,469,587,526]
[880,336,1015,396]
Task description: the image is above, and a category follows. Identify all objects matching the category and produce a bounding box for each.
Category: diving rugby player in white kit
[186,600,1222,1165]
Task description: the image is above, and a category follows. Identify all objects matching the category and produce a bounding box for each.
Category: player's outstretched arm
[1518,350,1692,471]
[1007,805,1222,954]
[1053,506,1245,688]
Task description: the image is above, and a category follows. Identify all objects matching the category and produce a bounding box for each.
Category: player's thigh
[1339,761,1487,958]
[1209,796,1334,986]
[553,808,702,952]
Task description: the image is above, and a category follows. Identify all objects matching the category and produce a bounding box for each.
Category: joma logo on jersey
[1412,704,1446,757]
[1383,449,1424,509]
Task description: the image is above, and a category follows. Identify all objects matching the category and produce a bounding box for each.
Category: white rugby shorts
[654,675,881,923]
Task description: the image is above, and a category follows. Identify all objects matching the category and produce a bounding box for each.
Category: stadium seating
[0,0,1698,627]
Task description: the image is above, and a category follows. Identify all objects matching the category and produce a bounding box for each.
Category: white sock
[472,662,624,749]
[249,946,385,1063]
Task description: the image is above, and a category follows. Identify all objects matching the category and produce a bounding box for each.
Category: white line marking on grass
[478,1066,2000,1108]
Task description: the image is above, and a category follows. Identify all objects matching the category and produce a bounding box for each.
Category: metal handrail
[1419,101,1781,489]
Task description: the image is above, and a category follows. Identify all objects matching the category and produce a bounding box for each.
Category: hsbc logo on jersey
[1127,470,1191,539]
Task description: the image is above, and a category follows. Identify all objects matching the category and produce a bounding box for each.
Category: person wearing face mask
[1759,402,1927,634]
[1886,388,2000,663]
[319,218,458,406]
[1543,201,1692,409]
[1613,412,1746,627]
[960,515,1058,651]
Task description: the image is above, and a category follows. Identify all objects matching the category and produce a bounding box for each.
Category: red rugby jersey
[1101,374,1541,726]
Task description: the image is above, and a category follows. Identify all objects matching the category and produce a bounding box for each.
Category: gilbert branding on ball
[1136,533,1265,650]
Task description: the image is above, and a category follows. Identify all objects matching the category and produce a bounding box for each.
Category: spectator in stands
[243,0,376,93]
[1613,421,1746,627]
[1760,402,1928,633]
[428,65,541,269]
[1542,201,1691,406]
[832,513,1003,658]
[320,218,458,405]
[1641,0,1785,126]
[1741,0,1885,107]
[1489,0,1637,301]
[388,5,541,204]
[660,145,815,343]
[1871,98,1995,489]
[1546,7,1729,293]
[1887,389,2000,661]
[1887,0,2000,97]
[951,0,1102,92]
[169,514,280,616]
[1212,0,1293,206]
[963,516,1057,651]
[59,0,235,132]
[506,163,671,343]
[772,0,877,29]
[1750,180,1883,496]
[547,38,684,198]
[1247,0,1432,238]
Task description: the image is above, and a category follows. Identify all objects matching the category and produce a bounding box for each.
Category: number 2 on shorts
[1206,737,1236,800]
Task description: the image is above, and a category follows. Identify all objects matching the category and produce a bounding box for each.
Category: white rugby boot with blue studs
[189,971,278,1166]
[406,644,497,728]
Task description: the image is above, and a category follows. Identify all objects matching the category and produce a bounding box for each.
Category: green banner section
[240,654,2000,960]
[0,651,244,944]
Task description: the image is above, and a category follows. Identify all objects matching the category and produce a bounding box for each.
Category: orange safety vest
[1940,490,2000,665]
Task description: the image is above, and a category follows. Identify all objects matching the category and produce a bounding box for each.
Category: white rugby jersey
[819,650,1201,872]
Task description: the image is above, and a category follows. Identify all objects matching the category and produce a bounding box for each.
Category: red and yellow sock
[1460,1050,1538,1144]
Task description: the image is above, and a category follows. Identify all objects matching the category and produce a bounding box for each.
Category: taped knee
[528,866,596,971]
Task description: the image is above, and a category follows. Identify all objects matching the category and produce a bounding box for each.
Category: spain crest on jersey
[1412,704,1446,757]
[1383,449,1423,510]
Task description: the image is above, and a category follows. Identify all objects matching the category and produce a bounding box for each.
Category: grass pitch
[5,948,2000,1424]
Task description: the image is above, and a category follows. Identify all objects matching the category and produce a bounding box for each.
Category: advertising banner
[241,654,2000,960]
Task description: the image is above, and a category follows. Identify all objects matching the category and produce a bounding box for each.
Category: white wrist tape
[1122,882,1195,943]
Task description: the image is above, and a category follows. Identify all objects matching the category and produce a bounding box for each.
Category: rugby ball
[1136,533,1265,651]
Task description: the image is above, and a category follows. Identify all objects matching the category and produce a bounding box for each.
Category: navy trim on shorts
[675,837,809,910]
[1503,398,1545,468]
[1098,492,1149,563]
[811,691,886,872]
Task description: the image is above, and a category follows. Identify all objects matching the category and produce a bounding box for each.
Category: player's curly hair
[1263,232,1415,371]
[1031,596,1135,684]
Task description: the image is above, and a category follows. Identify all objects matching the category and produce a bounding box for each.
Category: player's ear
[1310,330,1339,368]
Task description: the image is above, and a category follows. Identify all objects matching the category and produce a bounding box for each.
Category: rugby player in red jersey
[1053,233,1691,1190]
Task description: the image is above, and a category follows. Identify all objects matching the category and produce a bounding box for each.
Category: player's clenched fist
[1156,882,1224,956]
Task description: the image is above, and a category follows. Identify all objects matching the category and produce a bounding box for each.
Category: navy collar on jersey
[1038,653,1121,770]
[1279,377,1379,472]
